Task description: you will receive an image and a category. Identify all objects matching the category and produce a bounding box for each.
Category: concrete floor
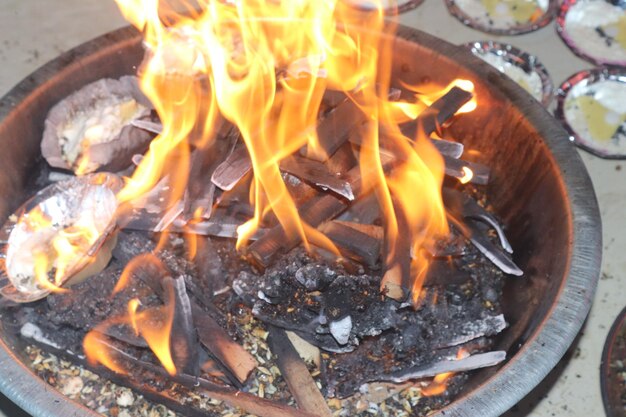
[0,1,623,416]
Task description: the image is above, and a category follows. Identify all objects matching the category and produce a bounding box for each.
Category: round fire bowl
[0,25,601,417]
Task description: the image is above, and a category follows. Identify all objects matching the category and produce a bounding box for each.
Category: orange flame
[84,331,128,375]
[128,295,177,375]
[112,0,475,308]
[422,371,453,396]
[459,167,473,184]
[85,288,177,376]
[422,348,469,396]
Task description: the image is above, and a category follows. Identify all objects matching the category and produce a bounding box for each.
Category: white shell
[2,173,121,301]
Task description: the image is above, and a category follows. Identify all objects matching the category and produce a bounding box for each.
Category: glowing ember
[459,166,474,184]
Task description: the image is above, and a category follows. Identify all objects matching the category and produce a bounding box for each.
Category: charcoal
[294,263,338,291]
[449,216,523,276]
[45,264,158,331]
[442,188,513,253]
[112,230,157,265]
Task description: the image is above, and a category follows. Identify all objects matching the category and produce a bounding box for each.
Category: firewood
[162,276,199,376]
[280,155,354,201]
[318,221,381,267]
[192,302,258,385]
[446,214,522,276]
[442,155,490,185]
[380,196,413,301]
[211,145,252,191]
[55,330,317,417]
[268,328,332,417]
[399,86,473,140]
[306,94,366,162]
[385,350,506,384]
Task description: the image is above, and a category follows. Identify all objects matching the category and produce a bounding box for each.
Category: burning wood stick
[191,302,258,385]
[306,94,366,161]
[446,214,522,276]
[268,328,332,417]
[384,350,506,383]
[318,221,381,267]
[432,138,464,159]
[211,145,251,191]
[280,155,354,201]
[399,86,473,140]
[31,328,317,417]
[380,196,413,301]
[350,133,464,159]
[162,276,199,376]
[442,155,490,185]
[248,150,398,267]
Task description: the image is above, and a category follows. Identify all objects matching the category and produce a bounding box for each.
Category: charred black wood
[400,87,473,139]
[162,276,199,376]
[305,94,366,162]
[268,327,332,417]
[192,302,258,385]
[432,138,464,159]
[350,134,464,159]
[442,155,490,185]
[447,214,522,276]
[442,188,512,253]
[336,192,381,225]
[211,144,252,191]
[248,153,395,268]
[280,155,354,201]
[318,221,381,268]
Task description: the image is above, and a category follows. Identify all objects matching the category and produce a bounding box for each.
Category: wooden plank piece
[268,327,332,417]
[192,302,258,384]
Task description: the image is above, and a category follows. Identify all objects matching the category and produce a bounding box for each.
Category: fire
[459,167,474,184]
[112,0,474,300]
[422,348,469,396]
[422,371,453,396]
[85,289,177,376]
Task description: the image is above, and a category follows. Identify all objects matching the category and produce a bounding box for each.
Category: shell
[0,173,122,303]
[41,76,154,174]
